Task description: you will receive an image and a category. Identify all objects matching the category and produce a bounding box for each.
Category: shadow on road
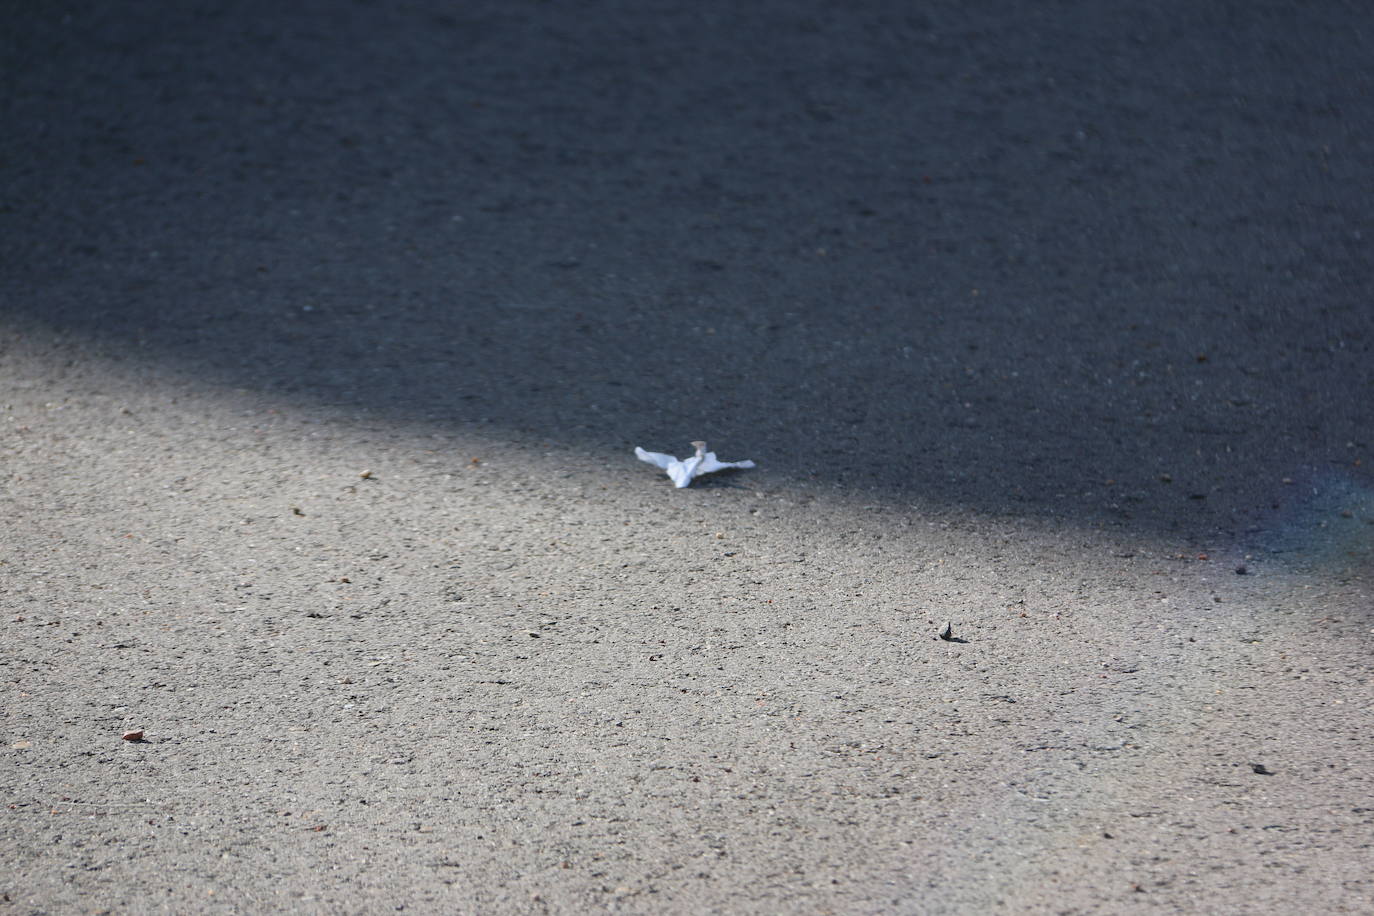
[4,0,1371,547]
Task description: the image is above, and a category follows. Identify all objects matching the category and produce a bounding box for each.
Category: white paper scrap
[634,441,756,488]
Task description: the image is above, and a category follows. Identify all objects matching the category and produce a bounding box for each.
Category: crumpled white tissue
[635,441,756,488]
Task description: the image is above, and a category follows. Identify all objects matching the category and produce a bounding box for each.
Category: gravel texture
[3,1,1373,913]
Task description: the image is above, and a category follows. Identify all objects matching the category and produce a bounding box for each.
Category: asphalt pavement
[3,1,1372,912]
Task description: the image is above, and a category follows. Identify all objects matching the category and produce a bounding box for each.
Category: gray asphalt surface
[3,1,1373,913]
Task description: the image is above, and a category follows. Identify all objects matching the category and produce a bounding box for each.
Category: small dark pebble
[1235,565,1248,575]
